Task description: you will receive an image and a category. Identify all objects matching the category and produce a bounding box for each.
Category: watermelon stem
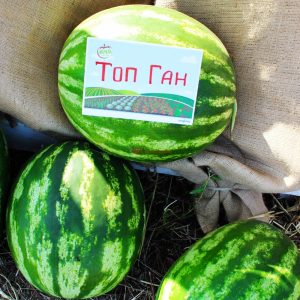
[190,172,221,197]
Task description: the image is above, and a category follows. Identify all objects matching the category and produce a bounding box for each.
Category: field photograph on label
[84,87,194,119]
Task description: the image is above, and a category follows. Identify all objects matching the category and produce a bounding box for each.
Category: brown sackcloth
[0,0,151,137]
[155,0,300,231]
[158,136,270,232]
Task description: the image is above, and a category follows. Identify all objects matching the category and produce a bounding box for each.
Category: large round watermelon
[0,128,8,231]
[156,220,300,300]
[58,5,236,162]
[7,142,145,299]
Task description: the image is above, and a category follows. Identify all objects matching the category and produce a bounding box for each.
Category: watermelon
[156,220,300,300]
[6,142,145,299]
[0,128,8,230]
[58,5,236,163]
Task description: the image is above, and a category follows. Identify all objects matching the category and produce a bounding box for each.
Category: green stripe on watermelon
[156,220,300,300]
[58,5,236,162]
[7,142,145,299]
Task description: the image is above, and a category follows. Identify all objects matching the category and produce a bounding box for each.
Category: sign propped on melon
[58,5,236,163]
[82,38,203,125]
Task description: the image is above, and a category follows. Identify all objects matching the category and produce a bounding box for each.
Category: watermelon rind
[58,5,236,163]
[0,128,9,231]
[6,142,146,299]
[156,220,300,300]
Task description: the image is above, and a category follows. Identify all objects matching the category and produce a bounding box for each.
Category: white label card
[82,38,203,125]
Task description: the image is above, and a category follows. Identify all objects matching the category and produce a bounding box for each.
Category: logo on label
[97,44,112,59]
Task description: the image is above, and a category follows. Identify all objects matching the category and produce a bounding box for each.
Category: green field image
[85,87,139,96]
[142,93,194,107]
[84,87,193,118]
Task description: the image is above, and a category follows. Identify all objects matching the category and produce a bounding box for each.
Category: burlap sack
[155,0,300,230]
[154,0,300,192]
[159,136,270,232]
[0,0,152,137]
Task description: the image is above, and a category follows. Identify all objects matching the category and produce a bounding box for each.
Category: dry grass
[265,194,300,249]
[0,170,299,300]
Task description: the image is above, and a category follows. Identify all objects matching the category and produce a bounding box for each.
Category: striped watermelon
[156,220,300,300]
[58,5,236,162]
[6,142,145,299]
[0,128,8,230]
